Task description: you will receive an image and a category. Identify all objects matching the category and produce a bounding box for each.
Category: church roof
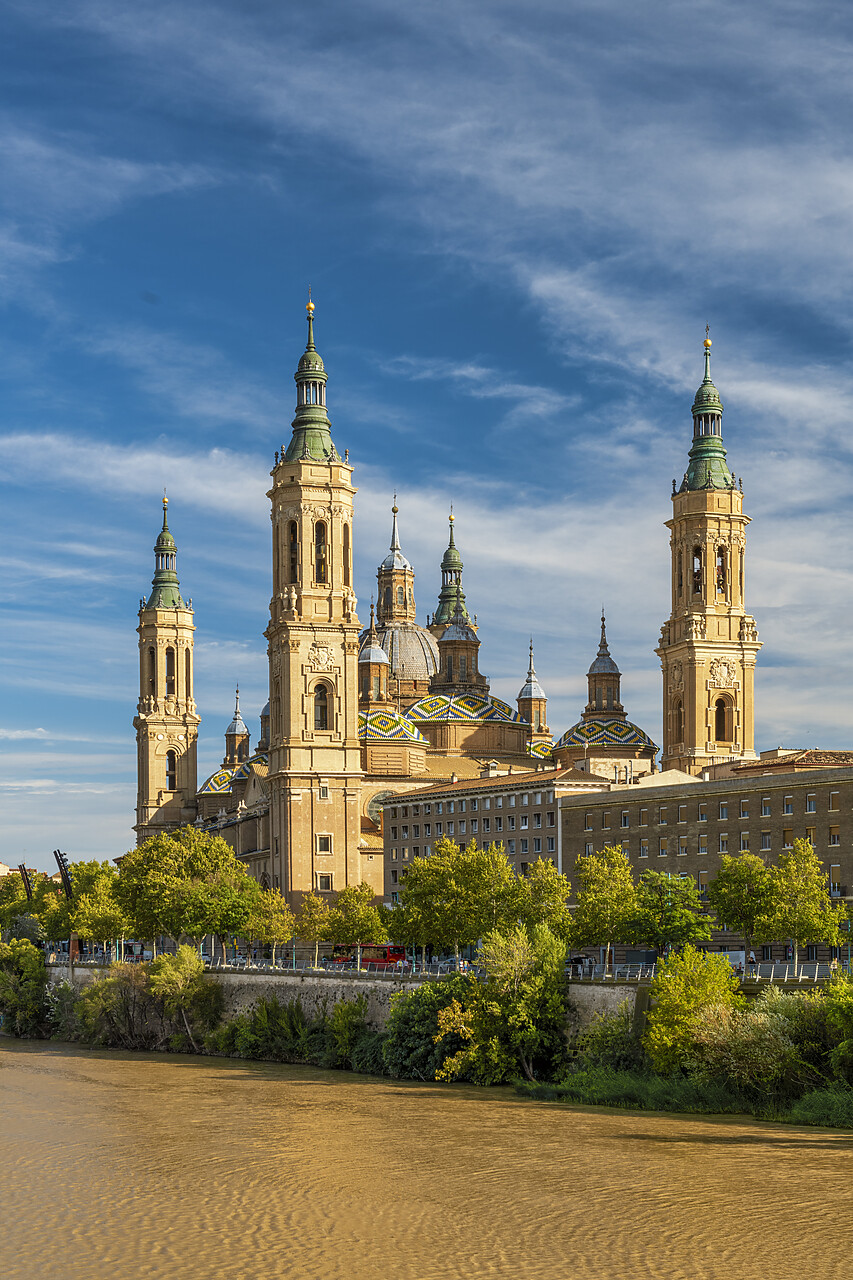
[359,709,427,743]
[198,750,269,794]
[588,614,619,675]
[518,641,546,700]
[555,717,657,751]
[527,740,554,759]
[407,692,523,724]
[380,502,412,572]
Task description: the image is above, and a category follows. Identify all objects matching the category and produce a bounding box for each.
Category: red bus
[325,943,407,969]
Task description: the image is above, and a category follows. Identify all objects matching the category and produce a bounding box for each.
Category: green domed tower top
[433,511,471,626]
[283,295,341,463]
[145,497,186,609]
[681,330,733,492]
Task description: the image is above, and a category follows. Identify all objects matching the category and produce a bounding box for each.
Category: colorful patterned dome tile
[199,750,269,794]
[406,693,523,724]
[359,709,427,742]
[555,718,657,751]
[527,740,554,759]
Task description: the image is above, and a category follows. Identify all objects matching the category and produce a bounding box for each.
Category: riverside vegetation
[2,830,853,1128]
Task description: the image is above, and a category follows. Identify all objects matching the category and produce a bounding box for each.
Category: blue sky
[3,0,853,870]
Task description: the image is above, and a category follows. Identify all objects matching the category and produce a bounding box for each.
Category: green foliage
[706,854,775,954]
[644,944,744,1074]
[768,840,844,966]
[629,870,714,955]
[382,973,474,1080]
[516,858,573,941]
[74,964,166,1050]
[786,1086,853,1129]
[517,1068,750,1116]
[0,939,49,1036]
[571,1000,646,1074]
[572,845,637,963]
[9,914,45,944]
[148,946,224,1050]
[0,872,30,936]
[243,888,295,965]
[329,993,370,1067]
[45,980,82,1041]
[328,882,387,962]
[296,892,333,967]
[206,995,313,1060]
[435,924,568,1084]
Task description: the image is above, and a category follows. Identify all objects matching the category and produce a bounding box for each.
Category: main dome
[554,718,657,750]
[365,622,439,680]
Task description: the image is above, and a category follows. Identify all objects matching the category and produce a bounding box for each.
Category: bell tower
[134,499,200,840]
[656,333,761,774]
[376,500,416,626]
[265,298,371,905]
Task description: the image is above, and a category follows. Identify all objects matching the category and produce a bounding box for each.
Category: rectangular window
[678,836,688,856]
[521,794,529,806]
[494,817,503,832]
[317,873,332,892]
[699,833,708,855]
[424,824,431,836]
[391,892,399,903]
[547,837,555,853]
[390,826,398,840]
[424,804,431,815]
[719,834,728,853]
[390,869,398,885]
[678,805,687,824]
[535,793,542,805]
[520,815,529,830]
[584,812,593,830]
[621,810,630,828]
[391,850,398,861]
[783,796,793,815]
[659,837,668,857]
[602,811,611,829]
[494,797,502,809]
[402,825,409,839]
[316,834,332,854]
[659,806,667,825]
[806,945,818,963]
[805,826,816,847]
[319,784,329,800]
[483,798,491,810]
[458,821,466,835]
[831,865,842,895]
[547,812,555,827]
[508,816,516,831]
[436,803,443,815]
[739,800,749,820]
[412,805,420,816]
[739,832,749,851]
[533,813,541,828]
[483,818,491,833]
[402,807,409,818]
[830,826,840,846]
[584,842,594,856]
[508,840,516,855]
[509,796,516,807]
[435,822,442,835]
[446,822,454,835]
[520,839,529,854]
[783,828,793,849]
[698,803,707,822]
[640,839,649,858]
[389,808,398,820]
[471,799,478,811]
[621,840,629,855]
[401,848,409,860]
[458,800,466,813]
[761,796,771,817]
[413,825,419,837]
[830,791,840,811]
[533,838,541,853]
[639,808,648,826]
[412,847,420,858]
[447,801,454,814]
[719,802,728,820]
[520,863,530,877]
[471,819,478,833]
[806,794,816,813]
[424,845,431,857]
[762,946,773,962]
[699,870,709,897]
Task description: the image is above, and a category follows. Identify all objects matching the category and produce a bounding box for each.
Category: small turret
[377,499,416,625]
[431,511,471,631]
[517,640,550,740]
[224,687,250,766]
[431,601,488,693]
[359,603,391,705]
[583,612,625,720]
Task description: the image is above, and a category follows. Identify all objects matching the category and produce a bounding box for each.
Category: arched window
[148,647,156,696]
[446,655,453,681]
[674,698,684,744]
[185,650,191,700]
[408,588,414,606]
[314,683,329,731]
[715,698,729,743]
[166,749,177,790]
[372,675,381,700]
[459,655,467,681]
[692,546,703,595]
[396,586,404,608]
[314,522,327,583]
[677,552,683,597]
[606,684,613,710]
[289,522,299,584]
[383,586,391,615]
[343,524,351,588]
[716,545,727,596]
[165,647,176,697]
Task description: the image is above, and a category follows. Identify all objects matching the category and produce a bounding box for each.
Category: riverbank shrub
[382,973,474,1080]
[516,1068,750,1115]
[205,992,388,1072]
[569,1000,646,1074]
[0,939,49,1036]
[785,1085,853,1129]
[644,945,744,1074]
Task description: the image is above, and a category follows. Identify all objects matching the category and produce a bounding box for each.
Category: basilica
[133,307,760,904]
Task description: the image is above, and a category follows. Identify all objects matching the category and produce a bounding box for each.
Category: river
[2,1039,852,1280]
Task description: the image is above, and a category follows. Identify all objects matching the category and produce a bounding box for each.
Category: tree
[73,882,130,957]
[572,845,637,967]
[0,939,49,1036]
[296,892,333,968]
[706,854,775,958]
[387,898,431,968]
[435,924,568,1083]
[517,858,573,941]
[115,827,250,950]
[395,840,470,960]
[245,888,295,966]
[643,944,744,1074]
[147,945,223,1051]
[457,842,524,942]
[629,870,713,955]
[0,871,30,938]
[768,839,845,967]
[328,882,387,968]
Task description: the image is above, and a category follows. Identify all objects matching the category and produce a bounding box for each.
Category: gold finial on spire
[449,503,454,525]
[163,488,168,512]
[704,323,712,349]
[392,491,398,516]
[307,285,314,315]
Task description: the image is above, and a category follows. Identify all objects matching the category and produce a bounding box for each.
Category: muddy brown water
[2,1039,852,1280]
